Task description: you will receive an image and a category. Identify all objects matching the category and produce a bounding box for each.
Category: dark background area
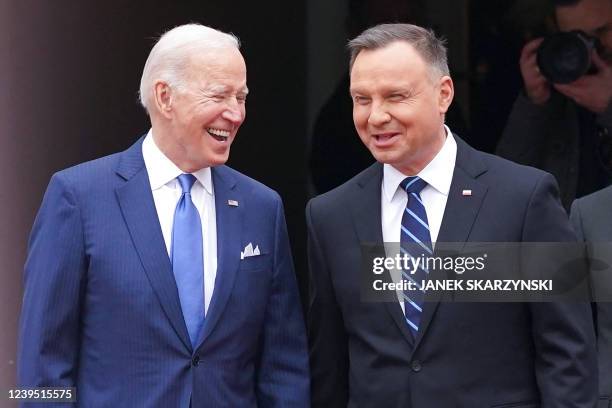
[1,0,551,394]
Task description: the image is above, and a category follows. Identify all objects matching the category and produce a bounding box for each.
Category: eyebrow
[202,84,249,95]
[349,86,413,96]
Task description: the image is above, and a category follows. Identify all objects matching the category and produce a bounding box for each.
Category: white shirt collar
[142,129,213,195]
[383,125,457,202]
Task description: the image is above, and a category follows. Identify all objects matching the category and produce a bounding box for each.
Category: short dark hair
[347,23,449,77]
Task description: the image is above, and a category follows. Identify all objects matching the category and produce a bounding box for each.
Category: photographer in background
[497,0,612,209]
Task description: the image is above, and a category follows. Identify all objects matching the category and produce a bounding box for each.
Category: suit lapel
[114,138,192,351]
[196,166,242,347]
[412,136,488,351]
[349,163,416,347]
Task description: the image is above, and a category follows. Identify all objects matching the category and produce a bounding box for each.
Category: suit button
[411,360,422,372]
[192,356,200,367]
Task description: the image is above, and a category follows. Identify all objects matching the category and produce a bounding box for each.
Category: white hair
[139,23,240,113]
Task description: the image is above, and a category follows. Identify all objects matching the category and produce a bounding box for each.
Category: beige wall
[1,0,20,394]
[0,1,150,393]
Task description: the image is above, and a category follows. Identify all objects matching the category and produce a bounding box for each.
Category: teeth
[207,128,230,138]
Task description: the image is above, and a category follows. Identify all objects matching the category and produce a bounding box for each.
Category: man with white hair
[18,23,309,407]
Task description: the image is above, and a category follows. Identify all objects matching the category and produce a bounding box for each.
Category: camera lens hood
[536,31,593,84]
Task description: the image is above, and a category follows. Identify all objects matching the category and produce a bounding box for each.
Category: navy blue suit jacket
[307,136,597,407]
[19,137,309,407]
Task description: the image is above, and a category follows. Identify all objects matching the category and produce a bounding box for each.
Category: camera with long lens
[537,30,599,84]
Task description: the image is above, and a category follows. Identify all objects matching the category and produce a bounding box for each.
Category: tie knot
[177,174,197,194]
[400,176,427,194]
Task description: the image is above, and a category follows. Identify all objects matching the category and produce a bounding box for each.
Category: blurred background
[0,0,581,395]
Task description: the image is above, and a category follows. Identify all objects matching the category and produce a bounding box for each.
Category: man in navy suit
[307,23,597,407]
[19,23,309,407]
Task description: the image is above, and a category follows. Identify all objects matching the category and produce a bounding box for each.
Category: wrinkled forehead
[187,47,246,72]
[349,43,438,94]
[184,48,248,88]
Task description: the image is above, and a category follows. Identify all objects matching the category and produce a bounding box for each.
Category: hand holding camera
[520,38,551,105]
[520,32,612,113]
[553,50,612,113]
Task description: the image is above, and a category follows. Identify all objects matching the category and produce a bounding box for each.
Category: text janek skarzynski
[370,254,553,292]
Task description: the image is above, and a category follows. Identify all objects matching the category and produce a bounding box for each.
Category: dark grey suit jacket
[571,186,612,408]
[307,136,597,407]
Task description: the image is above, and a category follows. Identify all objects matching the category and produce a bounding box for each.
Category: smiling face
[556,0,612,62]
[349,41,453,175]
[153,46,248,172]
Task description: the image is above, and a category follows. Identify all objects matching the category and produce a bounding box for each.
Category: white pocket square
[241,243,261,260]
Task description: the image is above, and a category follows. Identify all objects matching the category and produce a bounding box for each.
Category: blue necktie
[172,174,205,347]
[400,176,432,337]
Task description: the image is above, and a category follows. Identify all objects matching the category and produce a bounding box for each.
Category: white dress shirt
[381,126,457,312]
[142,130,217,315]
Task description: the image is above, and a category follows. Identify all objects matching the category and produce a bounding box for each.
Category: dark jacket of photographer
[497,91,612,210]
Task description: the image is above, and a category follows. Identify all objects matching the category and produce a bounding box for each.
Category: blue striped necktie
[399,176,432,337]
[172,174,205,347]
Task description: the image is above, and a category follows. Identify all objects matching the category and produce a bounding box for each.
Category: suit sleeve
[523,173,598,408]
[571,199,612,406]
[255,196,310,407]
[569,199,586,241]
[306,200,349,408]
[18,173,86,398]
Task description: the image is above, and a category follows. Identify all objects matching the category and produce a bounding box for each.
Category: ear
[437,75,454,115]
[153,80,174,119]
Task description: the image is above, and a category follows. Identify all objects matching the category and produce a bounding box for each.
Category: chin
[369,149,397,164]
[209,154,230,167]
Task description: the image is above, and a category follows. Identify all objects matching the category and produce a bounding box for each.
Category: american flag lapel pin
[462,189,472,196]
[228,199,239,207]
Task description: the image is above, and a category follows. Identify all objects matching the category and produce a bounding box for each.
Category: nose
[222,98,245,124]
[367,102,391,126]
